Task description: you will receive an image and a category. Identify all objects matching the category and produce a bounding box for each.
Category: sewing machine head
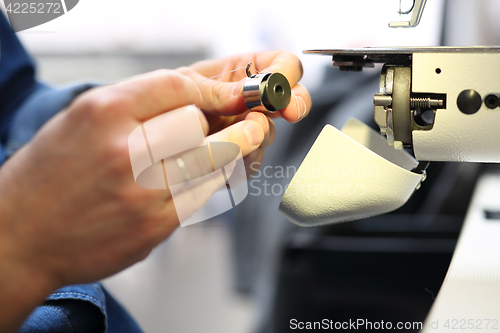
[279,1,500,226]
[303,46,500,162]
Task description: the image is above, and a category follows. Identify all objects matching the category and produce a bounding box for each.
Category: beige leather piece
[279,118,423,227]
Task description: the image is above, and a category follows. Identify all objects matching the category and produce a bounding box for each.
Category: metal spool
[243,67,291,112]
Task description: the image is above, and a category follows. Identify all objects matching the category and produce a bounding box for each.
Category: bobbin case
[243,73,291,112]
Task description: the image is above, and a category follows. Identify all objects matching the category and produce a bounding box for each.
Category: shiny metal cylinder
[243,74,264,110]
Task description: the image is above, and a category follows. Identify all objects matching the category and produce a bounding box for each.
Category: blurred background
[4,0,500,332]
[9,0,445,88]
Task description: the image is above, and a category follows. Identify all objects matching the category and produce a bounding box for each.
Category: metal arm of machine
[303,46,500,162]
[389,0,427,28]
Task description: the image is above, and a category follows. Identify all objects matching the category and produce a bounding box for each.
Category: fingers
[206,118,266,157]
[129,106,209,191]
[244,147,265,178]
[250,84,311,123]
[188,50,303,85]
[81,69,203,121]
[177,66,248,116]
[162,113,273,188]
[244,112,270,138]
[239,118,275,178]
[261,117,276,148]
[179,51,310,122]
[160,142,244,228]
[279,84,312,123]
[256,51,304,88]
[165,168,229,227]
[162,142,237,187]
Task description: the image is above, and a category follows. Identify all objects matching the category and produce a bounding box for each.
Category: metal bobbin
[243,63,291,113]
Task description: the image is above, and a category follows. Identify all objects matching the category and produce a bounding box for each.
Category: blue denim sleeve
[18,284,107,333]
[0,12,37,164]
[18,284,144,333]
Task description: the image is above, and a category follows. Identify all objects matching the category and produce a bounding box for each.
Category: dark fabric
[19,284,107,333]
[18,284,145,333]
[0,12,36,162]
[104,288,144,333]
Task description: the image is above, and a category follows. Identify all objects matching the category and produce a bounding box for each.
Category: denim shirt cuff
[18,283,108,333]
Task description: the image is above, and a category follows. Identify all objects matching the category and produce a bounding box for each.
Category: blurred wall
[444,0,500,46]
[2,0,445,88]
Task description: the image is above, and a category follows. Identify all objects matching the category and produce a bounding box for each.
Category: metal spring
[410,97,444,108]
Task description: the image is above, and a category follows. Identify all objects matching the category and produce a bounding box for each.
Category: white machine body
[412,52,500,162]
[280,47,500,227]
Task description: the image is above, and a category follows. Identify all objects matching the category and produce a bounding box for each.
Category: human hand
[177,50,311,173]
[178,50,311,129]
[0,51,310,332]
[0,68,269,332]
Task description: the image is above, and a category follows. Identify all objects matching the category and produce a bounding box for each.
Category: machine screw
[410,97,444,109]
[374,95,444,109]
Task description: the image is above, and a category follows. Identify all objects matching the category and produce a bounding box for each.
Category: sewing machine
[278,1,500,331]
[279,0,500,227]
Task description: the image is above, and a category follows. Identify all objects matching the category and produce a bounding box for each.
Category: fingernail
[232,79,246,96]
[244,122,265,146]
[295,96,307,122]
